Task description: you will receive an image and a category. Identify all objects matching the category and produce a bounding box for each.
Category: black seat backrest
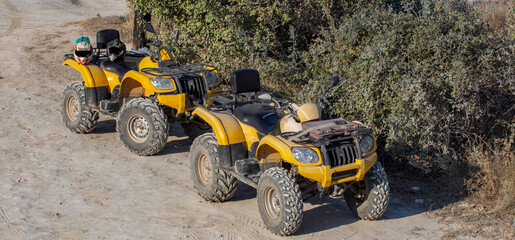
[96,29,120,49]
[230,68,260,94]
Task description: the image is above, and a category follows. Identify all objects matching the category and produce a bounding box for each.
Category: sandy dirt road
[0,0,452,239]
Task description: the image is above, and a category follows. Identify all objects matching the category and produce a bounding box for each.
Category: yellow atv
[62,25,218,156]
[188,69,389,235]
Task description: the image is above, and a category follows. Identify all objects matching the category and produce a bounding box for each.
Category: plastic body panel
[63,59,108,88]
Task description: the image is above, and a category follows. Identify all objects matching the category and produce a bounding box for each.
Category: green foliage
[301,1,514,184]
[129,0,397,94]
[130,0,514,200]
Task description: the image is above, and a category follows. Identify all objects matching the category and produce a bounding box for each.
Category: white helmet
[73,41,93,64]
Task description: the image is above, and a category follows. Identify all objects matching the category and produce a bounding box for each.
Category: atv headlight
[204,71,218,86]
[150,77,174,90]
[359,135,374,154]
[292,147,319,164]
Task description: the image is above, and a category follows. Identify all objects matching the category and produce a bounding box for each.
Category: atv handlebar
[287,102,301,122]
[146,38,163,48]
[143,37,176,61]
[143,22,177,62]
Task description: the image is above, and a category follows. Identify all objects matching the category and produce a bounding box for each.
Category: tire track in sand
[0,207,26,238]
[1,0,21,35]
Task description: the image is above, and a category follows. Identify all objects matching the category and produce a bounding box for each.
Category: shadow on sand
[92,121,192,155]
[226,178,443,235]
[294,195,429,235]
[93,119,117,134]
[156,123,192,155]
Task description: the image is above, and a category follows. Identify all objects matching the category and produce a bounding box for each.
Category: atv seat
[233,103,281,135]
[100,60,131,78]
[229,68,281,134]
[96,29,120,49]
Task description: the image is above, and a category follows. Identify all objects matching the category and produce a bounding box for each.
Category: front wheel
[189,133,238,202]
[344,162,389,220]
[257,167,303,236]
[116,98,168,156]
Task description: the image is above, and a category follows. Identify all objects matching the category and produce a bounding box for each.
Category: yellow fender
[119,71,178,98]
[138,56,159,70]
[63,59,108,88]
[256,136,322,167]
[158,94,186,113]
[192,107,245,145]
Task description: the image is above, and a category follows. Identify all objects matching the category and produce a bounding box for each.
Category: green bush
[130,0,514,212]
[128,0,396,94]
[130,0,339,94]
[301,1,514,193]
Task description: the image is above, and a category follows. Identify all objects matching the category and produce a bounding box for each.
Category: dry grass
[474,0,515,31]
[466,142,515,218]
[68,15,133,48]
[435,198,515,239]
[433,136,514,240]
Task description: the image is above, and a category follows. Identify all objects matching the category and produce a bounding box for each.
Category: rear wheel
[189,133,238,202]
[61,81,99,133]
[257,167,303,236]
[344,162,389,220]
[117,98,168,156]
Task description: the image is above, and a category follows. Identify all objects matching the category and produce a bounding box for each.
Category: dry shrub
[438,136,514,239]
[467,138,514,217]
[508,1,515,39]
[475,0,512,31]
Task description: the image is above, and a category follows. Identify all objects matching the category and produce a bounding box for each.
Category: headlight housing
[359,135,374,154]
[292,147,319,164]
[150,77,174,90]
[204,71,218,86]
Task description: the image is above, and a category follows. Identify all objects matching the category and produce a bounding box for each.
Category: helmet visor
[108,47,123,56]
[75,50,92,58]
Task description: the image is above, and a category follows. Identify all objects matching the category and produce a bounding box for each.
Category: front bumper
[297,152,377,188]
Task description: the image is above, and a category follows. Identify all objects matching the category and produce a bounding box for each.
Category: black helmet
[106,39,126,62]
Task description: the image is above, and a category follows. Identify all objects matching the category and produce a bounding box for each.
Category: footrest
[100,99,119,112]
[235,158,260,175]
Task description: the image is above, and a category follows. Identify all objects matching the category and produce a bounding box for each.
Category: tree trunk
[130,6,151,49]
